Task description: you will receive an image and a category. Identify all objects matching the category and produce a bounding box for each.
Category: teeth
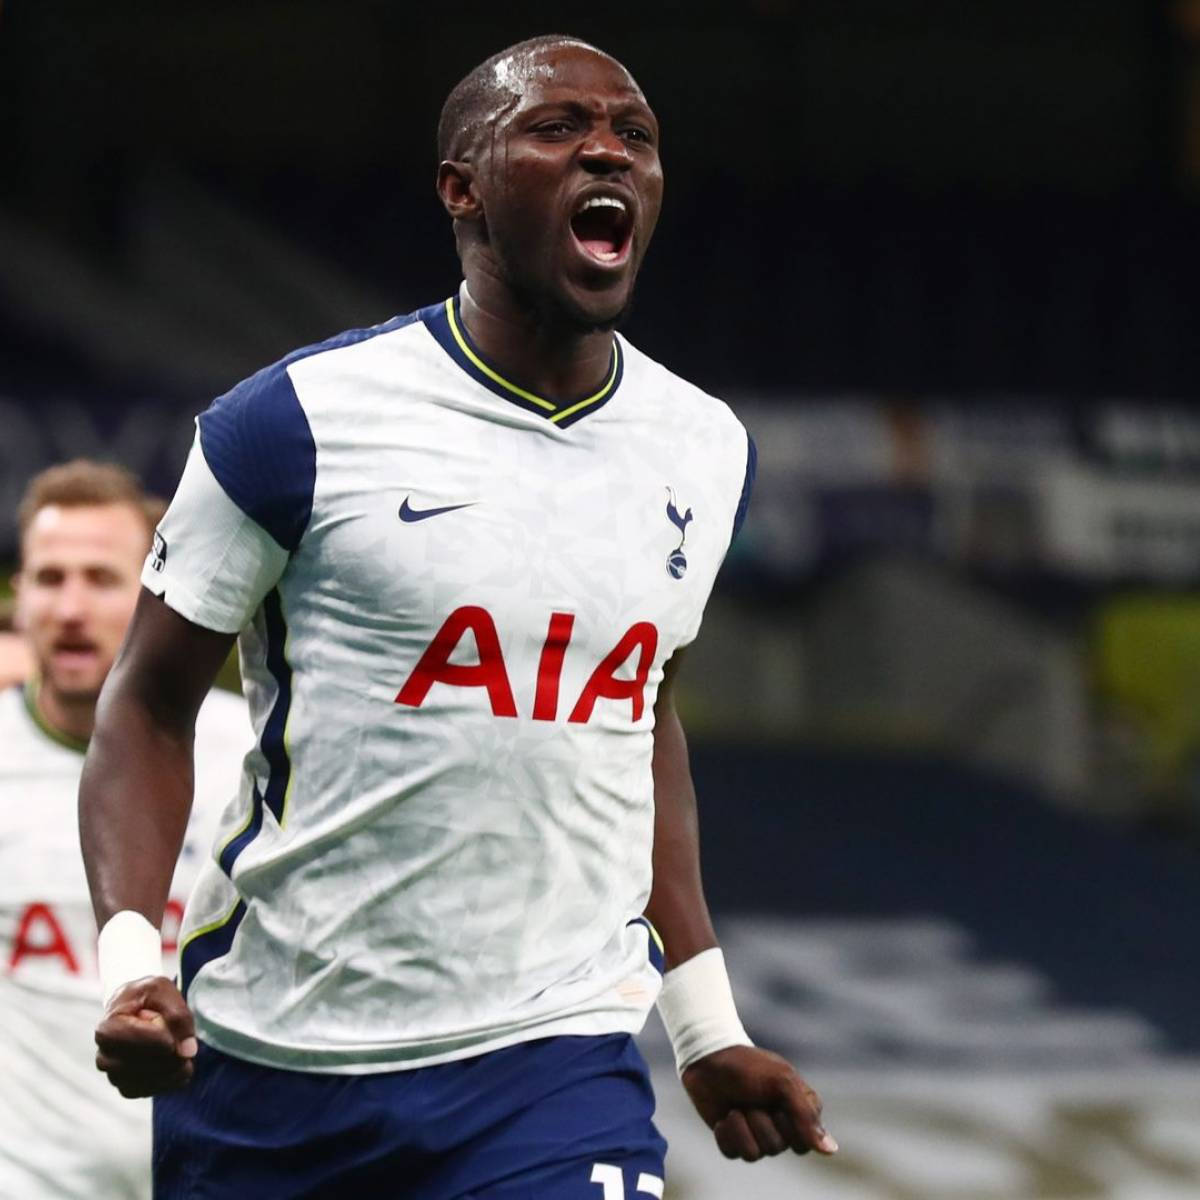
[578,196,627,214]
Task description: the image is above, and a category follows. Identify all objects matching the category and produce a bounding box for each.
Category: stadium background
[3,2,1198,1196]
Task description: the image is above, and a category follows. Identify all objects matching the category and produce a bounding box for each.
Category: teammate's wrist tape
[97,910,163,1006]
[656,947,752,1076]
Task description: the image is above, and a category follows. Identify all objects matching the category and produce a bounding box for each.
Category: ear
[437,160,482,222]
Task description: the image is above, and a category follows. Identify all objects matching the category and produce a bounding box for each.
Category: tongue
[581,236,619,259]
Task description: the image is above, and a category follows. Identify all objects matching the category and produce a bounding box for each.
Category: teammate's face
[14,504,147,705]
[477,44,663,329]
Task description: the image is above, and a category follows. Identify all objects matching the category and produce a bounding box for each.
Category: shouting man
[81,36,836,1197]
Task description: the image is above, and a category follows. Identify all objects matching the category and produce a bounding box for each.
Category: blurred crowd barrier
[701,399,1200,837]
[5,392,1200,832]
[733,400,1200,584]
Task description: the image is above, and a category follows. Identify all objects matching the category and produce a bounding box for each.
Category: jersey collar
[422,294,623,429]
[23,678,89,755]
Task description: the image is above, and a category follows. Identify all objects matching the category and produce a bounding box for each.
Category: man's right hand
[95,976,198,1098]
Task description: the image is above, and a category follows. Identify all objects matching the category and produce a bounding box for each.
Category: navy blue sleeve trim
[196,310,423,552]
[198,364,317,552]
[731,433,757,542]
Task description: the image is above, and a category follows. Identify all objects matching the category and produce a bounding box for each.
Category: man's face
[474,44,664,329]
[13,503,147,705]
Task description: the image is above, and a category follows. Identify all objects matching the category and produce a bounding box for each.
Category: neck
[457,277,616,401]
[31,677,95,744]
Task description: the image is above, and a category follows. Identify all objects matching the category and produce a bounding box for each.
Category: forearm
[80,660,196,928]
[647,678,754,1080]
[645,701,717,969]
[79,590,234,931]
[88,684,203,1091]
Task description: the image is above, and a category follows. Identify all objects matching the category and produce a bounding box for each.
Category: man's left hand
[681,1044,838,1161]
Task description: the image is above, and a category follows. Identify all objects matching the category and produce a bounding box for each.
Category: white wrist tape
[97,910,163,1006]
[656,947,752,1075]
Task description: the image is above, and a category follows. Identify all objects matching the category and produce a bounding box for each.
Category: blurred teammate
[80,35,836,1196]
[0,461,248,1198]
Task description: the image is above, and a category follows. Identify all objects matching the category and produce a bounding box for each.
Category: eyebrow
[518,97,658,125]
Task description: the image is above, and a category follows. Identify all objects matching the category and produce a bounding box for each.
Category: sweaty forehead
[488,43,647,120]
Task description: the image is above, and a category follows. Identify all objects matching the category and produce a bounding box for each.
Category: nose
[53,576,90,623]
[578,126,632,174]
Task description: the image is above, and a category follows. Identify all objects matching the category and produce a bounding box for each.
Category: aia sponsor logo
[395,606,658,722]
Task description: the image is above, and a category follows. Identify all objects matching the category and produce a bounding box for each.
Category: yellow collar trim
[444,299,621,422]
[446,300,557,412]
[550,351,620,424]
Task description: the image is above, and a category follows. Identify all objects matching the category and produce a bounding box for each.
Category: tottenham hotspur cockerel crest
[665,488,693,579]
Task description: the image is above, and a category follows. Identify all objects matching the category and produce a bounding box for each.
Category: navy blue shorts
[152,1034,667,1198]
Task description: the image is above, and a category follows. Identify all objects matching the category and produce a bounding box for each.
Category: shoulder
[617,336,753,469]
[195,307,435,550]
[246,307,435,396]
[618,336,756,538]
[618,335,749,443]
[202,308,431,436]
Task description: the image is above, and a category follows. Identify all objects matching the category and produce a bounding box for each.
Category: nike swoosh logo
[399,497,477,523]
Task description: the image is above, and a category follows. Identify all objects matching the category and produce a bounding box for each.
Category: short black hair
[437,34,604,162]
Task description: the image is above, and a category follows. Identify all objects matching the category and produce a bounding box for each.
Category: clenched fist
[682,1044,838,1161]
[95,975,197,1098]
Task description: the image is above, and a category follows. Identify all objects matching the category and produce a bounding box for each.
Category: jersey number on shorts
[590,1163,664,1199]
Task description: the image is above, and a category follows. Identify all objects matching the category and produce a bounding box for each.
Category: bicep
[101,590,237,737]
[647,647,716,964]
[652,647,695,811]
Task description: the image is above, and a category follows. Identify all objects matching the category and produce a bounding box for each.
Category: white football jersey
[0,683,249,1199]
[142,292,755,1074]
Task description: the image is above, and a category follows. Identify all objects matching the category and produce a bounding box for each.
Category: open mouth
[52,639,98,666]
[570,195,634,266]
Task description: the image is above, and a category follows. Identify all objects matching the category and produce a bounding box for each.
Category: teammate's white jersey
[142,292,755,1074]
[0,683,249,1199]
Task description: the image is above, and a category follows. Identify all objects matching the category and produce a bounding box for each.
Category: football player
[1,460,248,1197]
[81,37,835,1197]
